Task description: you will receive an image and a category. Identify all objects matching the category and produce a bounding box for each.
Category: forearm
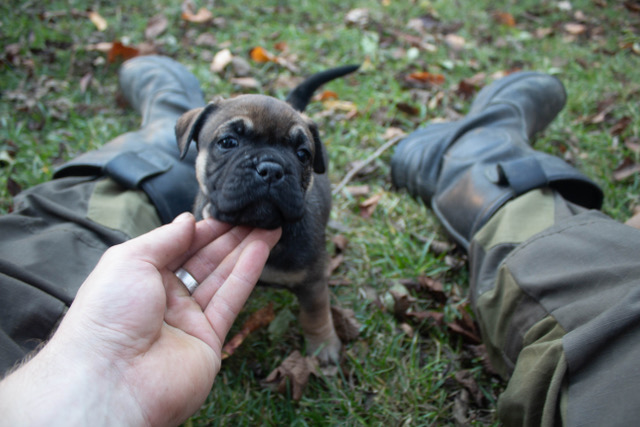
[0,338,144,426]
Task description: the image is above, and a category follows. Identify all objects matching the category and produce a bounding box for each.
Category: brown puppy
[174,66,358,363]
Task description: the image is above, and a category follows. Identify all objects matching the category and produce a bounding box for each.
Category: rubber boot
[54,55,206,223]
[391,72,603,250]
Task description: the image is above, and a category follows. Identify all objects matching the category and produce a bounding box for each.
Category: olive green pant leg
[470,188,640,426]
[0,176,161,375]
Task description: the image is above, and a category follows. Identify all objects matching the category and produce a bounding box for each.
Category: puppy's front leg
[295,279,342,364]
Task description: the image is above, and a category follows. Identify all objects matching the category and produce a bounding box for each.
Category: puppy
[175,65,358,363]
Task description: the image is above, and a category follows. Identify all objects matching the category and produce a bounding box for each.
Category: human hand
[0,213,281,426]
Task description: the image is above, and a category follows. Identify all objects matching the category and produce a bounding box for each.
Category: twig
[332,134,404,196]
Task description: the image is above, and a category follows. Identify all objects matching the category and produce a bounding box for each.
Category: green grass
[2,0,639,424]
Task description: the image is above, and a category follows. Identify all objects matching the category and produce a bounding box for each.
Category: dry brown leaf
[210,48,233,73]
[107,42,139,63]
[396,102,419,116]
[230,77,260,89]
[222,303,275,359]
[331,306,361,342]
[345,8,370,27]
[181,7,214,23]
[405,310,445,325]
[492,11,516,27]
[610,116,632,136]
[88,11,108,31]
[322,99,358,114]
[417,276,447,304]
[79,72,93,93]
[359,193,382,218]
[145,14,168,40]
[250,46,277,63]
[407,71,445,85]
[331,234,349,253]
[346,185,370,197]
[613,158,640,181]
[625,206,640,230]
[273,41,289,52]
[313,90,338,102]
[455,370,485,405]
[263,351,318,400]
[382,127,406,141]
[564,22,587,35]
[444,33,466,51]
[327,253,344,276]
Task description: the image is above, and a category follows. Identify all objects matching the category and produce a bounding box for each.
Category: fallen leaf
[327,253,344,276]
[313,90,339,102]
[210,48,233,73]
[222,303,275,359]
[145,14,168,40]
[625,137,640,154]
[345,8,370,27]
[195,33,217,46]
[79,72,93,93]
[405,310,445,325]
[263,351,318,400]
[417,275,447,304]
[106,41,139,63]
[321,99,358,114]
[273,41,288,52]
[468,343,498,376]
[331,234,349,253]
[384,282,415,316]
[250,46,277,63]
[452,389,470,425]
[613,157,640,181]
[624,1,640,12]
[230,77,260,89]
[331,306,361,342]
[88,11,108,31]
[625,206,640,230]
[407,71,446,85]
[346,185,370,197]
[444,33,466,50]
[382,127,406,141]
[181,7,214,23]
[6,177,21,197]
[455,370,485,405]
[564,22,587,35]
[610,116,631,136]
[396,102,419,116]
[359,193,382,218]
[447,305,481,343]
[493,11,516,27]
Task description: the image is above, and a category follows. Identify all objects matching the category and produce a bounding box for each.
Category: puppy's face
[175,95,327,229]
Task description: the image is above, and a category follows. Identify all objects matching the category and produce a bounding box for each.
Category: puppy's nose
[256,161,285,184]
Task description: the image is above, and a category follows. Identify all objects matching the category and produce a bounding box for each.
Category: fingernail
[173,212,193,223]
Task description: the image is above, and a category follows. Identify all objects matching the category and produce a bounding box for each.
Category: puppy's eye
[217,137,238,150]
[296,148,311,164]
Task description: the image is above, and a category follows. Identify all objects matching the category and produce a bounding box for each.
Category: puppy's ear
[307,121,327,174]
[175,98,222,159]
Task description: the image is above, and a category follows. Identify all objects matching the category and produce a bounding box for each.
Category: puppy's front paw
[307,332,342,365]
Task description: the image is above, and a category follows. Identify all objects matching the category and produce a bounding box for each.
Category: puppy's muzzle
[256,160,285,185]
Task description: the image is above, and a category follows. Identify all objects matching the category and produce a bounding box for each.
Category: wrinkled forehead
[204,95,311,140]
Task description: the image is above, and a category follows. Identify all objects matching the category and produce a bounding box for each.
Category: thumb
[111,212,197,270]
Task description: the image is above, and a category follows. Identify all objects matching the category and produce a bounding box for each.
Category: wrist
[0,334,144,426]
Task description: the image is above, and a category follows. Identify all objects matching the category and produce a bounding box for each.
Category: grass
[2,0,639,425]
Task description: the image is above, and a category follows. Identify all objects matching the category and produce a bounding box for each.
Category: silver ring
[175,268,199,294]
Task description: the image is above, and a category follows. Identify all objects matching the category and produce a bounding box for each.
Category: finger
[166,218,234,272]
[191,227,281,307]
[203,239,273,347]
[108,212,196,271]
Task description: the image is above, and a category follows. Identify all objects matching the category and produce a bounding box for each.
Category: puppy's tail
[286,64,360,112]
